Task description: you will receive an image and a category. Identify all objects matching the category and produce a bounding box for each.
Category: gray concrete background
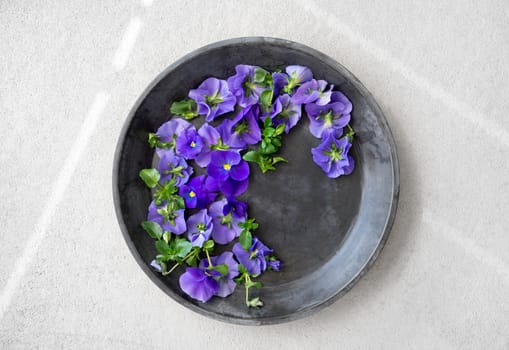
[1,1,508,349]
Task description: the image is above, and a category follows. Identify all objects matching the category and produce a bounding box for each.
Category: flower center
[250,249,259,259]
[190,141,196,148]
[205,90,223,107]
[323,111,334,128]
[243,76,257,97]
[323,143,344,161]
[234,121,249,135]
[196,223,206,233]
[189,190,196,198]
[223,163,231,171]
[220,212,233,229]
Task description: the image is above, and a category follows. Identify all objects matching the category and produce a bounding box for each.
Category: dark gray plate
[113,37,399,325]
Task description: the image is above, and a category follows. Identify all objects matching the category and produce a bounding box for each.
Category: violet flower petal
[175,128,204,159]
[227,65,261,107]
[179,267,219,303]
[147,201,186,234]
[157,150,193,186]
[291,79,320,104]
[272,72,289,98]
[229,160,250,181]
[209,199,244,244]
[232,243,261,276]
[311,134,354,178]
[186,209,213,247]
[188,77,236,122]
[219,178,249,197]
[285,65,313,84]
[155,118,193,156]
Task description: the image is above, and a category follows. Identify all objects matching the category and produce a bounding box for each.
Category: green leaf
[262,127,275,138]
[242,150,261,163]
[170,99,198,120]
[271,156,287,165]
[162,231,171,244]
[172,195,185,210]
[247,297,264,308]
[260,143,277,155]
[203,239,215,250]
[141,221,163,239]
[260,90,273,109]
[209,263,229,276]
[139,168,160,188]
[260,159,276,173]
[245,280,262,289]
[155,240,171,255]
[263,116,272,128]
[253,68,268,84]
[272,138,282,148]
[239,229,252,250]
[148,133,159,148]
[274,123,286,136]
[154,179,178,202]
[173,238,192,258]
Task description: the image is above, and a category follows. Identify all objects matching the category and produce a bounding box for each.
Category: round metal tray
[113,37,399,325]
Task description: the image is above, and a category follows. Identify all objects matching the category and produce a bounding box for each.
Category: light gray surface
[1,1,508,348]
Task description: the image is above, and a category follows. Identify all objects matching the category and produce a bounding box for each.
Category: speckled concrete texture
[1,1,508,349]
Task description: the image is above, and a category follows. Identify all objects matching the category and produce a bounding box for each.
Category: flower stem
[244,273,250,306]
[162,249,198,276]
[163,262,180,276]
[205,249,212,267]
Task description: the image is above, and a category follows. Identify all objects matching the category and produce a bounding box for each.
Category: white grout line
[112,17,143,71]
[140,0,154,7]
[0,92,110,321]
[422,210,509,284]
[297,0,509,148]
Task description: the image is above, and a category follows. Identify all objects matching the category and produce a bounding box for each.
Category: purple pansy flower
[195,123,224,167]
[285,65,313,92]
[187,209,213,247]
[227,65,265,107]
[267,259,282,271]
[292,79,333,105]
[233,237,274,276]
[178,175,217,209]
[157,150,193,186]
[272,94,302,133]
[222,105,262,148]
[155,118,193,156]
[199,252,240,297]
[209,198,246,244]
[207,150,250,197]
[147,201,186,235]
[179,267,219,303]
[305,91,352,138]
[223,197,247,218]
[150,259,162,272]
[218,177,249,197]
[311,134,354,178]
[207,150,250,182]
[175,127,204,159]
[188,77,236,122]
[272,72,289,98]
[204,174,220,193]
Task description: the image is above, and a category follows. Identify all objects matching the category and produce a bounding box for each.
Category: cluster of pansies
[139,64,354,307]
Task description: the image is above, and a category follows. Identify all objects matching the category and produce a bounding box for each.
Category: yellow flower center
[189,191,196,198]
[223,163,231,171]
[190,141,196,148]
